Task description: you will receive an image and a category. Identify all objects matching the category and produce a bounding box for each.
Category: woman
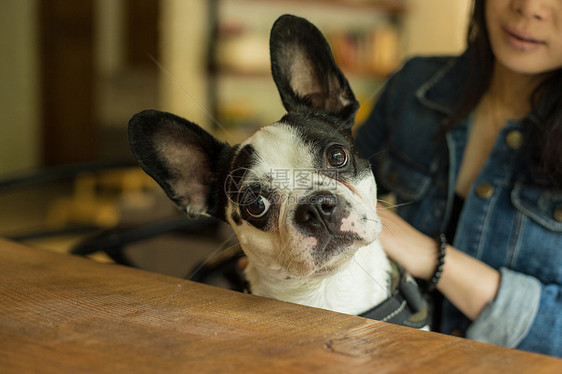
[355,0,562,356]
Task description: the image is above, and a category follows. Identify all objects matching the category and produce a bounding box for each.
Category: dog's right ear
[128,109,230,220]
[270,14,359,131]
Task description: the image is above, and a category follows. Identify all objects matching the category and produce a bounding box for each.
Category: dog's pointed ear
[270,14,359,131]
[128,110,230,220]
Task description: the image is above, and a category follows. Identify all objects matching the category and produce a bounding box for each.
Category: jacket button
[554,208,562,222]
[475,183,494,199]
[506,130,523,149]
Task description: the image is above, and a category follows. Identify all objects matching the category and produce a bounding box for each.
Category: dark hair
[449,0,562,187]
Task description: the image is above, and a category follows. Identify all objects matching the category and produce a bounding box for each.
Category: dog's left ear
[270,14,359,131]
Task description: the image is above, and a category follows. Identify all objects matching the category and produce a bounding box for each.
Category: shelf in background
[209,0,406,134]
[226,0,408,14]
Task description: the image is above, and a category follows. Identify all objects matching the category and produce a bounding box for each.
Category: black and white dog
[129,15,428,328]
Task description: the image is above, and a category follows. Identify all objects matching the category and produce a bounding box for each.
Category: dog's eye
[326,145,348,168]
[245,195,270,218]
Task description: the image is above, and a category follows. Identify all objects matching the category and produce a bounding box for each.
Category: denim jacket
[355,52,562,357]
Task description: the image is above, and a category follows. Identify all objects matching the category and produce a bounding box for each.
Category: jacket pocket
[375,150,432,202]
[511,182,562,232]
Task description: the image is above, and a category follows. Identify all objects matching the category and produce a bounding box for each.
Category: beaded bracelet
[425,233,447,292]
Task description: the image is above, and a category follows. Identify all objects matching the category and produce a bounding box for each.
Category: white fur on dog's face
[225,119,381,279]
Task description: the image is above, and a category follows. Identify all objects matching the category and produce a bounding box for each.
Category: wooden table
[1,238,560,373]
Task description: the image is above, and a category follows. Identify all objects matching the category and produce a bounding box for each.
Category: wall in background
[404,0,472,57]
[0,0,40,177]
[159,0,211,129]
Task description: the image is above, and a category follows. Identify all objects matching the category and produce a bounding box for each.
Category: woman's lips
[502,26,545,51]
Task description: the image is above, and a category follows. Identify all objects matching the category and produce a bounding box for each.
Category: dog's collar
[196,247,431,328]
[359,261,430,329]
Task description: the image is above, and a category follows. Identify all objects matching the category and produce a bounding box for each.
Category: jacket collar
[415,50,473,117]
[415,49,552,127]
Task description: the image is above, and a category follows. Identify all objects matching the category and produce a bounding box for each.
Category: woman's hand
[376,204,501,321]
[377,206,436,280]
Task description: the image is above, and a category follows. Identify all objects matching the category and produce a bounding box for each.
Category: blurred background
[0,0,470,281]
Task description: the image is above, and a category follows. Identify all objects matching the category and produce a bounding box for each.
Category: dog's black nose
[294,191,341,232]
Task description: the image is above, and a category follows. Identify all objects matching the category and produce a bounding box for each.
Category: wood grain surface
[1,238,560,373]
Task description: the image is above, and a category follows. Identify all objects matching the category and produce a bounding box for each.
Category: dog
[128,15,428,328]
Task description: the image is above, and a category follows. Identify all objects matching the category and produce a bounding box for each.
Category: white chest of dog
[129,15,419,322]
